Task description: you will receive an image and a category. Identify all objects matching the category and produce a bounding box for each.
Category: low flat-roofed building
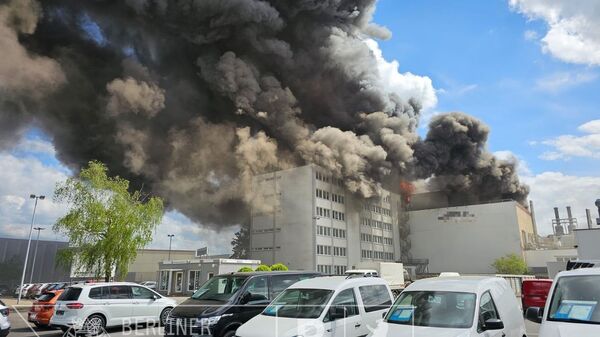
[157,257,261,296]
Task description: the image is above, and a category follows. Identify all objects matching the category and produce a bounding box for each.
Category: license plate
[29,313,37,320]
[56,310,64,316]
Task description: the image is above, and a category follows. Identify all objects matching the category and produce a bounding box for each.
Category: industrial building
[407,197,537,274]
[249,165,405,274]
[0,237,71,286]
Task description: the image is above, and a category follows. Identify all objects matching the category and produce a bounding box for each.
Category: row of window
[315,172,344,187]
[317,226,347,238]
[316,207,346,221]
[317,245,347,257]
[316,189,347,205]
[361,218,393,231]
[360,233,394,245]
[251,246,280,251]
[316,265,348,275]
[361,249,394,261]
[363,204,392,216]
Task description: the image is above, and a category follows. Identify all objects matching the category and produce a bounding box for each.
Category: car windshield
[386,291,477,329]
[191,276,248,301]
[548,275,600,325]
[263,288,333,319]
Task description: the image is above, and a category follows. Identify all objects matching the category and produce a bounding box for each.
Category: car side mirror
[381,310,388,319]
[240,292,252,305]
[483,318,504,330]
[526,307,543,324]
[152,295,159,301]
[329,306,347,321]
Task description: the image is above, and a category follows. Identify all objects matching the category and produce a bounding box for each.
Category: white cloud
[535,71,598,92]
[524,29,539,41]
[539,119,600,160]
[522,172,600,235]
[0,137,237,255]
[510,0,600,65]
[365,39,438,112]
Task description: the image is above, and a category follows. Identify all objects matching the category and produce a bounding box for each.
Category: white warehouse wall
[408,201,528,274]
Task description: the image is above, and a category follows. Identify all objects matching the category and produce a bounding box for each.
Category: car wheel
[83,314,106,336]
[160,307,173,326]
[222,330,236,337]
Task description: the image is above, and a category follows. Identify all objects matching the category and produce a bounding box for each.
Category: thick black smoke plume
[0,0,528,227]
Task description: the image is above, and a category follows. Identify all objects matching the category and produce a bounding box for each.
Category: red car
[28,290,64,327]
[521,279,553,313]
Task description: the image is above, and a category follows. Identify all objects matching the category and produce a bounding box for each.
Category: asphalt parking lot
[6,309,541,337]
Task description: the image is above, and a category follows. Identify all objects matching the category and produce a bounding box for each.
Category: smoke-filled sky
[1,0,599,253]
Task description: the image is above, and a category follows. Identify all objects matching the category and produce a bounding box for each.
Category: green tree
[255,264,271,272]
[230,223,250,259]
[270,263,288,271]
[238,267,254,272]
[492,254,529,275]
[53,161,164,282]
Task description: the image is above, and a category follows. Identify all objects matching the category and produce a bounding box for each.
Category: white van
[50,282,176,335]
[235,276,394,337]
[526,267,600,337]
[370,276,526,337]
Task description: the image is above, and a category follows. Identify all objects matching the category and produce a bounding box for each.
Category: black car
[165,271,320,337]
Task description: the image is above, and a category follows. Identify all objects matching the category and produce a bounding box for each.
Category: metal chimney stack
[566,206,574,233]
[529,200,539,245]
[586,209,594,229]
[553,207,564,235]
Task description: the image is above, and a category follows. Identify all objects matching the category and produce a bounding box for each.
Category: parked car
[521,279,553,314]
[370,276,527,337]
[14,284,32,298]
[49,282,176,335]
[28,289,64,327]
[236,275,393,337]
[140,281,157,290]
[165,271,320,337]
[0,299,10,337]
[34,283,52,297]
[526,268,600,337]
[26,284,42,299]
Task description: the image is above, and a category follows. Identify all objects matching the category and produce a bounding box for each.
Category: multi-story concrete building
[249,165,403,274]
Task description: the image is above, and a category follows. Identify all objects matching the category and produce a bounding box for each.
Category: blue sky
[1,0,599,251]
[375,0,599,176]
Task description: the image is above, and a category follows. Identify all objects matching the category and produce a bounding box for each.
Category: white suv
[0,299,10,337]
[50,282,176,335]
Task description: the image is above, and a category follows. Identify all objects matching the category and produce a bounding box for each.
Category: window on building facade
[159,271,169,291]
[188,270,201,291]
[317,265,333,274]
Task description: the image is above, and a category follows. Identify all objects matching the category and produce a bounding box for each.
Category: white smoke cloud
[539,119,600,160]
[510,0,600,65]
[365,39,438,112]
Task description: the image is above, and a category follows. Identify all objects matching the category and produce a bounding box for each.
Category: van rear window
[58,287,82,301]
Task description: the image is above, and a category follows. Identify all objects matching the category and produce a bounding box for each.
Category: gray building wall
[249,165,402,274]
[575,228,600,260]
[408,201,532,274]
[0,237,71,286]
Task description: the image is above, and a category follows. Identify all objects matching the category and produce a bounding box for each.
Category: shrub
[255,264,272,272]
[238,266,254,272]
[492,254,529,275]
[270,263,289,271]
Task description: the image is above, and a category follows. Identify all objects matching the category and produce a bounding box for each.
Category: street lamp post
[18,194,45,304]
[29,227,46,284]
[168,234,175,261]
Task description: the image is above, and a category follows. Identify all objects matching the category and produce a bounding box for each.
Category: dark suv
[165,271,320,337]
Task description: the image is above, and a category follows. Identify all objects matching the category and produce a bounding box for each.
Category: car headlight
[197,315,221,327]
